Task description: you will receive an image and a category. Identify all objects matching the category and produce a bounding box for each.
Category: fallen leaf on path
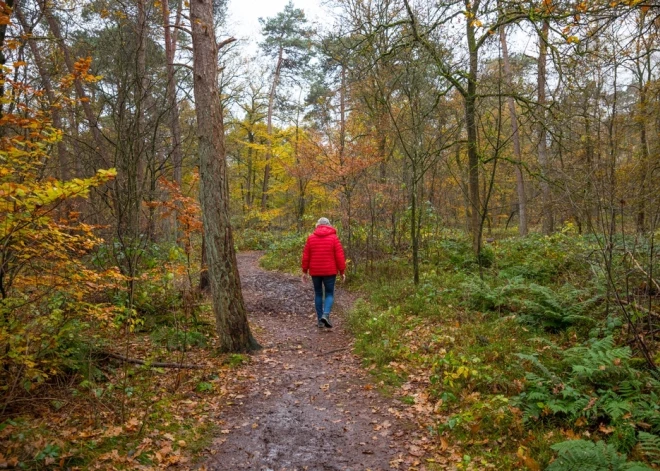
[124,417,140,432]
[409,445,424,457]
[440,437,449,451]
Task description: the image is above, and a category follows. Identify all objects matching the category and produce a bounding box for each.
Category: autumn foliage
[0,72,118,400]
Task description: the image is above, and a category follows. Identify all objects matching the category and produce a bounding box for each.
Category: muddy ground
[198,252,414,471]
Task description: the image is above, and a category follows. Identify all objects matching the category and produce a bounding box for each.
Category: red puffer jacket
[301,225,346,276]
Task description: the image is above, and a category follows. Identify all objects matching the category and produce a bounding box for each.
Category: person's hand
[341,273,346,283]
[301,273,308,284]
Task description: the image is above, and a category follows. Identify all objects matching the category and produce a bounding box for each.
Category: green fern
[638,432,660,465]
[463,275,595,329]
[515,335,660,458]
[546,440,652,471]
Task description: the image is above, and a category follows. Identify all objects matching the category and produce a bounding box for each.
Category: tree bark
[190,0,259,352]
[537,18,553,234]
[499,23,528,236]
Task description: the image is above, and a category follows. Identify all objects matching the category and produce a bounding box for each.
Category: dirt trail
[200,252,411,471]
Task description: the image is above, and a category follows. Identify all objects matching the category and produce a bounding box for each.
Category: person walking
[301,217,346,328]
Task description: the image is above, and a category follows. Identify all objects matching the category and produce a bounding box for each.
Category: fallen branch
[317,346,350,356]
[101,352,205,369]
[618,299,660,318]
[625,250,660,294]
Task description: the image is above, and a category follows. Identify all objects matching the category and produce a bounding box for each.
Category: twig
[317,347,350,357]
[627,328,660,345]
[101,352,205,369]
[626,250,660,293]
[619,299,660,318]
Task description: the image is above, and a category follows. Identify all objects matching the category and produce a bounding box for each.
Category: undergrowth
[265,230,660,470]
[260,233,306,274]
[0,242,247,469]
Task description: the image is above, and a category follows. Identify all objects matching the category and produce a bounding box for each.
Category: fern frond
[547,440,653,471]
[638,432,660,465]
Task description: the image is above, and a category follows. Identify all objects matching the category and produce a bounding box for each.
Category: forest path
[199,252,412,471]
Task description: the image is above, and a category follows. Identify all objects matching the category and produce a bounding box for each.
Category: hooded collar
[313,225,336,237]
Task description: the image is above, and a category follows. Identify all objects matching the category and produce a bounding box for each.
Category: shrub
[235,228,276,251]
[347,300,408,368]
[515,336,660,462]
[494,233,589,284]
[260,233,306,273]
[151,326,208,351]
[461,275,597,330]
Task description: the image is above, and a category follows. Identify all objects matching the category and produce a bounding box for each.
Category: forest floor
[196,252,425,471]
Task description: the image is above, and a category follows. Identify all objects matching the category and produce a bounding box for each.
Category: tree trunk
[15,3,68,182]
[465,10,481,254]
[162,0,184,243]
[190,0,259,352]
[637,82,648,233]
[411,167,419,285]
[162,0,184,186]
[39,0,108,165]
[136,0,150,241]
[199,233,210,292]
[538,18,553,234]
[261,47,284,211]
[499,23,528,236]
[635,10,651,234]
[0,0,15,125]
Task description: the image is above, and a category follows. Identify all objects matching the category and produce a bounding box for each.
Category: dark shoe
[317,321,325,328]
[321,315,333,328]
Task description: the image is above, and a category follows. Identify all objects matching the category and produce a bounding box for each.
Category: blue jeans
[311,275,336,321]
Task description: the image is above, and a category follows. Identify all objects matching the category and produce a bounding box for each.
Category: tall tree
[190,0,259,352]
[402,0,503,253]
[161,0,184,187]
[14,3,68,182]
[499,18,528,236]
[0,0,14,124]
[382,48,455,283]
[258,1,314,210]
[38,0,108,165]
[537,16,554,234]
